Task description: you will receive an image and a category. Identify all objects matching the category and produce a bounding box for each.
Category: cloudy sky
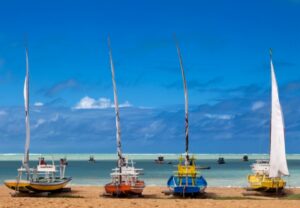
[0,0,300,153]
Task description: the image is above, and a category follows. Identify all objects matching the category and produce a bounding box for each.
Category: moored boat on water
[217,157,225,164]
[155,156,164,164]
[166,36,207,197]
[243,155,249,162]
[247,49,289,192]
[4,47,71,194]
[88,155,96,163]
[104,37,145,196]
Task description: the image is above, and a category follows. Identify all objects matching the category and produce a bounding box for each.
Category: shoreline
[2,153,300,161]
[1,186,300,208]
[66,184,300,188]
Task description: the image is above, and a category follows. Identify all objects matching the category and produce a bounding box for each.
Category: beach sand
[0,185,300,208]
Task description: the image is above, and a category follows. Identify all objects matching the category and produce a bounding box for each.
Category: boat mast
[269,48,272,157]
[108,37,123,168]
[23,47,30,173]
[174,35,189,157]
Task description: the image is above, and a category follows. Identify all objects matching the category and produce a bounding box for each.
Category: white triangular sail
[23,48,30,171]
[108,37,123,167]
[175,37,189,156]
[269,52,289,178]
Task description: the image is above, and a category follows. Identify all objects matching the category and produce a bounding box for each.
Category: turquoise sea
[1,154,299,187]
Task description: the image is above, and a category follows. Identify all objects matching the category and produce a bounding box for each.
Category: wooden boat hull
[4,177,72,193]
[29,177,72,192]
[167,175,207,196]
[248,174,286,192]
[4,180,31,193]
[105,180,145,196]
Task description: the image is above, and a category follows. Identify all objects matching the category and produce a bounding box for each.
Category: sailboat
[248,49,289,192]
[4,48,72,193]
[167,37,207,196]
[104,37,145,196]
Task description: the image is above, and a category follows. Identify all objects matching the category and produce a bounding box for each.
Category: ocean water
[0,154,299,187]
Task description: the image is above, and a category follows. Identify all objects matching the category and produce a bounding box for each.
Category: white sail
[269,54,289,178]
[23,48,30,170]
[108,37,123,166]
[175,37,189,155]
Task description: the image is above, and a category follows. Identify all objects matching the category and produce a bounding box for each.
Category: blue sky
[0,0,300,153]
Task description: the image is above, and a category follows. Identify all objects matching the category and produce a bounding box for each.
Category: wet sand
[0,186,300,208]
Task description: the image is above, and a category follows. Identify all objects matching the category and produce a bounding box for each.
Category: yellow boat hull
[29,178,72,192]
[4,178,72,193]
[4,180,31,193]
[248,174,286,191]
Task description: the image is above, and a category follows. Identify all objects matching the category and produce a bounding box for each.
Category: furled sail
[108,37,123,166]
[269,50,289,177]
[174,36,189,155]
[23,47,30,170]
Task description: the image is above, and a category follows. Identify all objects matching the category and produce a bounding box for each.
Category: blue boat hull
[167,175,207,196]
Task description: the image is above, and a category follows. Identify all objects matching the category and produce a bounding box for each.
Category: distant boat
[218,157,225,164]
[166,36,207,197]
[4,47,71,193]
[198,166,211,170]
[88,155,96,163]
[243,155,249,162]
[155,156,164,164]
[104,37,145,196]
[247,49,289,192]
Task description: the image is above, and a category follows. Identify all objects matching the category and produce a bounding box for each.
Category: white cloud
[74,96,132,110]
[119,101,132,108]
[33,119,45,129]
[251,101,265,111]
[204,113,233,120]
[34,102,44,107]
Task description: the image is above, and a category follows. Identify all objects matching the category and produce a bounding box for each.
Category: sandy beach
[0,186,300,208]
